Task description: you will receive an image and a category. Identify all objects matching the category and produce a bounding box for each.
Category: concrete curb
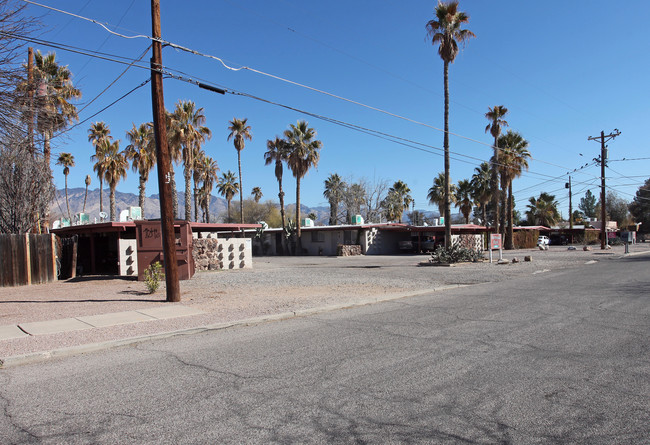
[0,285,466,369]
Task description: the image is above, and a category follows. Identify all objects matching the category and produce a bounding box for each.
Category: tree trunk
[110,185,116,221]
[99,178,103,213]
[443,61,452,248]
[64,174,71,220]
[482,203,487,228]
[83,184,88,213]
[170,165,178,219]
[278,180,286,233]
[329,200,337,225]
[138,175,146,218]
[296,177,301,255]
[227,199,231,223]
[491,136,500,234]
[193,179,199,222]
[238,150,244,224]
[506,181,514,249]
[205,194,211,223]
[184,165,192,221]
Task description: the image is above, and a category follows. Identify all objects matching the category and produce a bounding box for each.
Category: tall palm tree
[227,118,252,224]
[102,140,128,221]
[284,120,323,252]
[124,122,156,217]
[428,172,457,218]
[381,190,402,222]
[427,1,475,248]
[171,100,212,221]
[485,105,509,233]
[56,152,75,220]
[455,179,474,224]
[470,161,491,226]
[526,192,559,227]
[498,130,530,249]
[323,173,346,225]
[196,156,219,222]
[217,170,239,223]
[192,149,207,222]
[83,174,91,213]
[88,121,112,213]
[251,187,263,203]
[33,51,81,168]
[388,180,413,223]
[264,136,289,233]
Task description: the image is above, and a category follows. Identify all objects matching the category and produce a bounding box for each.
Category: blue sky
[25,0,650,219]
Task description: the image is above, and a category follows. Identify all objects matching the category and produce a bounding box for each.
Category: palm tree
[83,175,91,213]
[251,186,263,203]
[33,51,81,168]
[88,121,112,213]
[382,190,402,222]
[196,156,219,222]
[227,118,252,224]
[102,140,127,221]
[427,1,475,247]
[485,105,509,232]
[217,170,239,223]
[192,149,207,222]
[526,192,560,227]
[323,173,346,225]
[428,172,457,218]
[171,100,212,221]
[284,120,323,252]
[124,122,157,217]
[470,161,491,226]
[56,152,75,220]
[455,179,474,224]
[498,130,531,249]
[388,180,413,223]
[264,136,289,233]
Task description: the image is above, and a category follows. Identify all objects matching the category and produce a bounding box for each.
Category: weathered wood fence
[0,234,57,287]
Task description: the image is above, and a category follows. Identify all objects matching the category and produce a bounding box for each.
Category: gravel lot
[1,243,648,359]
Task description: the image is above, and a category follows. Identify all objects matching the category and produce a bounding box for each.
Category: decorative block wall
[193,237,252,270]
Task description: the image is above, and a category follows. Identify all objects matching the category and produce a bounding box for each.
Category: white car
[537,236,550,246]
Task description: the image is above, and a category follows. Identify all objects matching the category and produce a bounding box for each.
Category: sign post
[489,233,503,264]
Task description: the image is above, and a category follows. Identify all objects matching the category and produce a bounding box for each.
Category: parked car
[537,235,550,246]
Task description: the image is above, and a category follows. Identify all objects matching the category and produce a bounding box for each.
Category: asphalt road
[1,254,649,444]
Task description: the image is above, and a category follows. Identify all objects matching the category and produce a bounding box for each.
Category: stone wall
[337,244,362,256]
[192,237,253,271]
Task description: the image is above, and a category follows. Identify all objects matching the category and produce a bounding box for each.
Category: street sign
[490,233,502,250]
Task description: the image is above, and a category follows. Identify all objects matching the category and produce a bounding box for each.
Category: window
[311,231,325,243]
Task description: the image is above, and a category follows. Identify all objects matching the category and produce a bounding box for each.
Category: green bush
[143,262,164,294]
[430,241,484,264]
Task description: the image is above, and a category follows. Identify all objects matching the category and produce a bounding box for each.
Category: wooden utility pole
[588,129,621,250]
[151,0,180,302]
[566,176,573,230]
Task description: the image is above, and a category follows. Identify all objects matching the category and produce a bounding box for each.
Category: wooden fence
[0,234,57,287]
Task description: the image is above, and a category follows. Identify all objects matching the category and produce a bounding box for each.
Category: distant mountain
[49,188,329,225]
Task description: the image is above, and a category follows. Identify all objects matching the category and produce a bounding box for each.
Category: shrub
[143,262,164,294]
[513,230,539,249]
[430,241,484,264]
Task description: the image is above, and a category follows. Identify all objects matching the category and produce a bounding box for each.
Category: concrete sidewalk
[1,306,206,340]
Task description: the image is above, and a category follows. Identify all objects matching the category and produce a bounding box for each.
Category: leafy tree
[455,179,474,224]
[324,173,346,225]
[498,130,530,249]
[102,140,127,221]
[388,180,413,223]
[88,121,112,213]
[251,186,263,203]
[629,178,650,232]
[284,120,322,252]
[55,152,74,220]
[428,172,456,217]
[170,100,211,221]
[426,1,475,247]
[579,189,597,218]
[32,51,81,169]
[124,122,156,217]
[264,136,289,234]
[526,192,560,227]
[470,161,491,226]
[602,191,630,227]
[217,170,239,223]
[344,182,366,224]
[485,105,508,232]
[227,117,252,224]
